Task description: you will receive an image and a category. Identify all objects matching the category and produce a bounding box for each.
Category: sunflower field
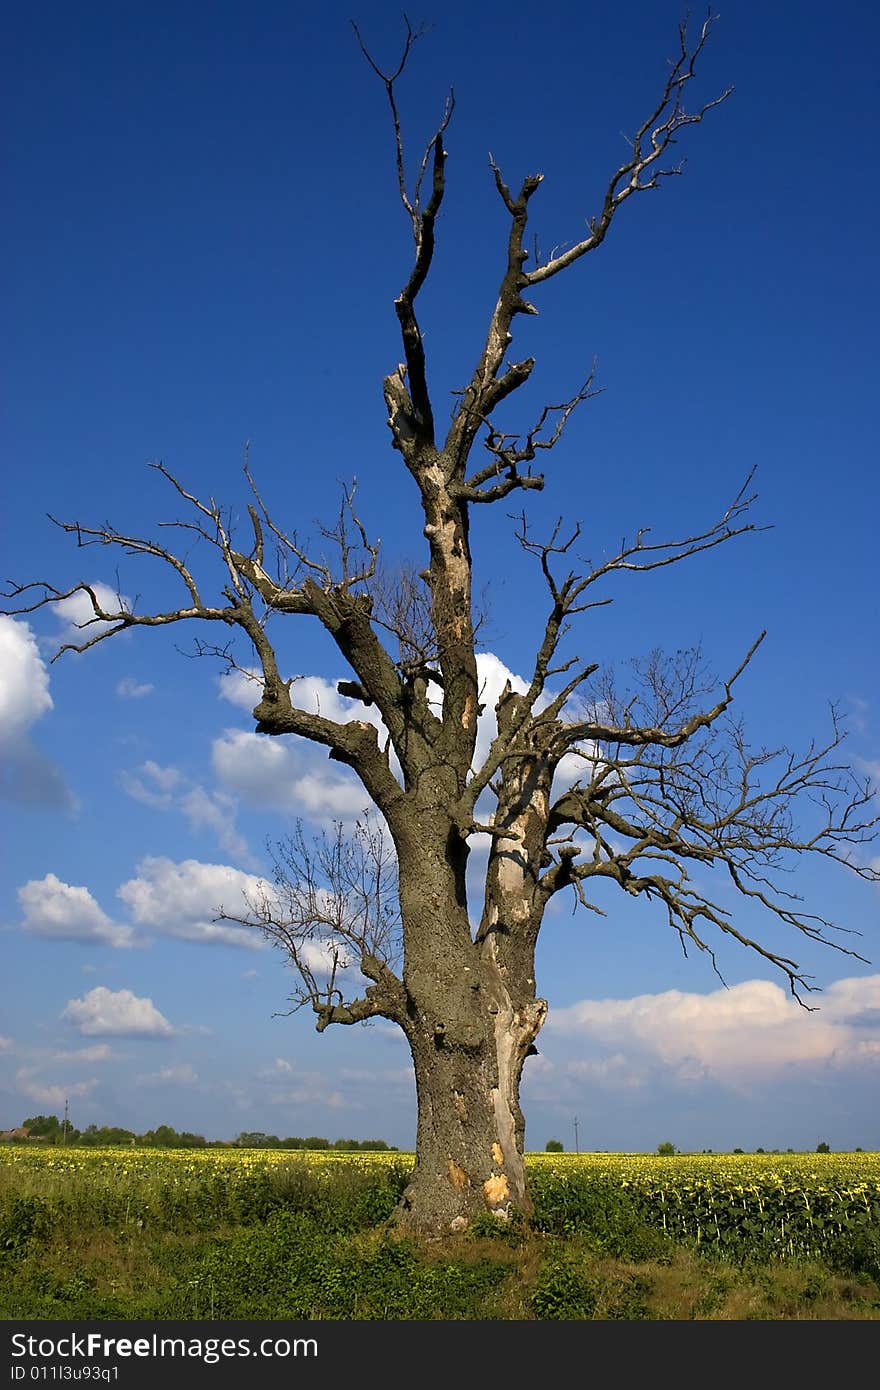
[2,1146,879,1319]
[2,1145,878,1258]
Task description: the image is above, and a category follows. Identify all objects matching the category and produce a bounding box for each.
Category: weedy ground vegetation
[2,1148,878,1319]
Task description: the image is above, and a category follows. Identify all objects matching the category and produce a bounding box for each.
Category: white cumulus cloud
[0,617,53,738]
[212,728,369,821]
[62,986,175,1037]
[217,666,264,712]
[18,873,138,948]
[15,1069,99,1108]
[0,617,75,811]
[116,857,270,949]
[546,975,880,1086]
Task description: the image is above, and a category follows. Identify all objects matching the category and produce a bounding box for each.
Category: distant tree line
[543,1139,860,1155]
[4,1118,859,1156]
[232,1132,397,1150]
[1,1115,397,1150]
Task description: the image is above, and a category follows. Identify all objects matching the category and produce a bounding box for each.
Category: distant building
[0,1127,30,1143]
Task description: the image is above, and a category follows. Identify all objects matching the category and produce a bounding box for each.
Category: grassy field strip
[3,1147,878,1250]
[2,1148,879,1319]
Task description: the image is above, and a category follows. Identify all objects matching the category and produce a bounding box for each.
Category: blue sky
[2,0,878,1153]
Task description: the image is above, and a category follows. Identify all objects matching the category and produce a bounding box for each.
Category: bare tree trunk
[401,1029,532,1231]
[394,825,546,1232]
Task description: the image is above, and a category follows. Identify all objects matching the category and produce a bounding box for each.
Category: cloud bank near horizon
[541,974,880,1092]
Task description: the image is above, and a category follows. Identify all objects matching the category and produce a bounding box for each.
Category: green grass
[1,1149,878,1320]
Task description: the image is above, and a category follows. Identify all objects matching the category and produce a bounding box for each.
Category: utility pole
[573,1116,580,1155]
[63,1098,69,1146]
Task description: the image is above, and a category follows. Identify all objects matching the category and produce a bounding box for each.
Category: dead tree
[3,15,877,1232]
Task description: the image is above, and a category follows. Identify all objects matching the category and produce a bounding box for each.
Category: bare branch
[562,631,766,751]
[219,817,407,1030]
[454,366,601,505]
[541,696,878,1004]
[243,465,379,594]
[444,165,544,469]
[526,13,733,286]
[350,16,428,224]
[444,14,728,478]
[460,476,765,814]
[0,465,413,812]
[520,467,767,602]
[354,17,454,444]
[2,568,235,662]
